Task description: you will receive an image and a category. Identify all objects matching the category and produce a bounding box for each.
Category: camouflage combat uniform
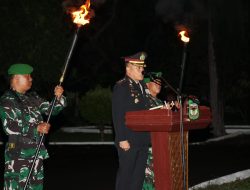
[142,95,163,190]
[0,90,66,190]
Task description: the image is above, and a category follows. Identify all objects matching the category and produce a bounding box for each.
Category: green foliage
[79,86,112,126]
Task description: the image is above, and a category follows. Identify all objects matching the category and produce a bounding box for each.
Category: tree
[208,13,225,136]
[79,86,112,140]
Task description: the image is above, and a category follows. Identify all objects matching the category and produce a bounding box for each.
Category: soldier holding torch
[0,63,66,190]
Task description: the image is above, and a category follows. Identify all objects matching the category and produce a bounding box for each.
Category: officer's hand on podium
[119,140,130,151]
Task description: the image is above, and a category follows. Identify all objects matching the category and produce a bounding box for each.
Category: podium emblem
[188,99,199,120]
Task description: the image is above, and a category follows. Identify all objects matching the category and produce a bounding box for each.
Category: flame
[179,31,190,43]
[71,0,91,26]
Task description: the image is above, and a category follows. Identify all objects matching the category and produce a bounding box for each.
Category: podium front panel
[151,132,188,190]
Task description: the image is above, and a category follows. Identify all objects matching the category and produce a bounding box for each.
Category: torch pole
[59,26,81,85]
[24,26,81,190]
[178,41,188,190]
[178,42,187,94]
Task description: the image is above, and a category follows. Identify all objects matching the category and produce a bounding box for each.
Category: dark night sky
[0,0,249,124]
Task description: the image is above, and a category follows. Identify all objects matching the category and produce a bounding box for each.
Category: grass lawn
[192,177,250,190]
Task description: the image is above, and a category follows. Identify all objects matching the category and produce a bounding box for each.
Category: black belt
[8,135,37,144]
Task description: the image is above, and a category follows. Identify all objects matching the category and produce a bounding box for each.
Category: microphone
[148,73,156,82]
[143,71,162,86]
[143,71,156,80]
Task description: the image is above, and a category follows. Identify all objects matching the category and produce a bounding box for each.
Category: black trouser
[116,146,148,190]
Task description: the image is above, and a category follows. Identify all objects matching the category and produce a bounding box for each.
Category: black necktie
[138,82,144,95]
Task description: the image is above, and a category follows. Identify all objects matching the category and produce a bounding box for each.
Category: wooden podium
[125,106,211,190]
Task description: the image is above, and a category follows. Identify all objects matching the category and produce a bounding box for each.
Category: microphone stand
[158,76,179,96]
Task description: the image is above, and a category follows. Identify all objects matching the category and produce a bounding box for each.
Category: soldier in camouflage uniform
[142,72,180,190]
[142,72,163,190]
[0,63,66,190]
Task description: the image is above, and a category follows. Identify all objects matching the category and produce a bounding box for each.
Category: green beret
[144,72,162,83]
[8,63,33,75]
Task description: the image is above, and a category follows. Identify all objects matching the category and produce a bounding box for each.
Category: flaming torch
[177,30,190,190]
[24,1,93,189]
[60,0,92,85]
[179,31,190,43]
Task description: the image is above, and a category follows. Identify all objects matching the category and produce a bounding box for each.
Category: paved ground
[1,132,250,190]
